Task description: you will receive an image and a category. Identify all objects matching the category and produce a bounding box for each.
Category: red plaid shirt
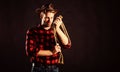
[25,25,71,65]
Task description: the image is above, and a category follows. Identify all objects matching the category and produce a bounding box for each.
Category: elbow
[64,43,71,49]
[63,40,72,49]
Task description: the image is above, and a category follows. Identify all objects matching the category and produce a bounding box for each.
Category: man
[25,3,71,72]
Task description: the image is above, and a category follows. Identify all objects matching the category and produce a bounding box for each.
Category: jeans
[31,63,59,72]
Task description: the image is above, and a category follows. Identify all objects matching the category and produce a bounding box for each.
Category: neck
[44,26,51,30]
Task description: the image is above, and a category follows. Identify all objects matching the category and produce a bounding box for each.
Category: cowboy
[25,3,71,72]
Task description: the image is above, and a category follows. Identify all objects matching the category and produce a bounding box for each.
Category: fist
[53,16,63,28]
[53,43,61,54]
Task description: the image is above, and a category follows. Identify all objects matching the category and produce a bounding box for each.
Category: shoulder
[26,24,41,34]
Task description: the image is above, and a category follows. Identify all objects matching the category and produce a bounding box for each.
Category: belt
[32,63,58,68]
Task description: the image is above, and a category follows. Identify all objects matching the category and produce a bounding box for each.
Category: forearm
[37,50,53,56]
[56,27,68,45]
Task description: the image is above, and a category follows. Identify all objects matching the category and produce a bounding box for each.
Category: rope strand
[53,15,71,64]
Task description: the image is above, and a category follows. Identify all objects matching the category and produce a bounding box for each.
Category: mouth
[47,22,52,25]
[43,22,51,27]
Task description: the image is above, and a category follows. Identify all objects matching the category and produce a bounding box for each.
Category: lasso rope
[54,15,71,64]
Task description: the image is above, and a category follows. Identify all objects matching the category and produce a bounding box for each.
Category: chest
[35,29,55,43]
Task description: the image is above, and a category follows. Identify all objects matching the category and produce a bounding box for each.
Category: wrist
[51,50,57,55]
[55,27,60,31]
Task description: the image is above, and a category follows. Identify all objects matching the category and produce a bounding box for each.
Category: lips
[47,22,51,25]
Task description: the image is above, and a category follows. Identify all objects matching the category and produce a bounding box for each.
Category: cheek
[50,19,54,22]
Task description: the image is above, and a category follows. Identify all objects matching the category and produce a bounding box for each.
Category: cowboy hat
[35,3,58,14]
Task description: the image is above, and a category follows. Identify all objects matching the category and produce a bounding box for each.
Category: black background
[0,0,119,72]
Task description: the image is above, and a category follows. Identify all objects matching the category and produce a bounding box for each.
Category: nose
[48,19,50,23]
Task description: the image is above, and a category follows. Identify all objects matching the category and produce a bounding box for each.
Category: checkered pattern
[25,25,71,65]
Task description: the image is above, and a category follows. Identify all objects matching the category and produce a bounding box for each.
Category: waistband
[32,63,58,68]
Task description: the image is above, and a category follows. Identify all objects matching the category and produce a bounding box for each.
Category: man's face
[43,12,55,27]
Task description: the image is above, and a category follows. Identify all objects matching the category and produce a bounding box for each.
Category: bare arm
[37,44,61,56]
[56,27,68,45]
[54,17,69,45]
[37,50,53,56]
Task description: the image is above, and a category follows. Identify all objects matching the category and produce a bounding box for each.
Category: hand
[53,16,63,29]
[40,12,46,25]
[53,43,61,54]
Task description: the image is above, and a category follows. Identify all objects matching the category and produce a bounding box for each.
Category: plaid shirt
[25,25,71,65]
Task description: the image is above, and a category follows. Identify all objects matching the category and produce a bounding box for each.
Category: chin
[45,25,51,27]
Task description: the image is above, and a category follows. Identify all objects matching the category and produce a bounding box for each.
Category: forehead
[45,12,55,17]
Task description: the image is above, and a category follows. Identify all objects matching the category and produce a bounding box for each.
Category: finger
[56,43,59,45]
[57,17,62,20]
[59,49,61,52]
[58,46,61,48]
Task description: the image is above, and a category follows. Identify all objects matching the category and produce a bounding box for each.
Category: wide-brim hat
[35,3,58,14]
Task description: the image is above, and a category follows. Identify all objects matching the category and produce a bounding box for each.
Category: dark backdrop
[0,0,118,72]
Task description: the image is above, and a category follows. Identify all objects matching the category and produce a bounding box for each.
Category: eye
[51,17,53,19]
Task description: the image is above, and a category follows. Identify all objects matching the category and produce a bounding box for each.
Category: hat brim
[35,8,58,14]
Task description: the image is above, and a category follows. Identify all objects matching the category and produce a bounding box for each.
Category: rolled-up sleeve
[63,39,71,48]
[25,29,38,57]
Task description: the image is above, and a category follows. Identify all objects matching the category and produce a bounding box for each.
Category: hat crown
[41,3,54,10]
[35,3,57,14]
